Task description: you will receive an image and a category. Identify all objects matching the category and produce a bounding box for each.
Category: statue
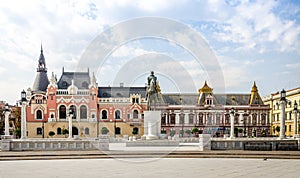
[146,71,163,110]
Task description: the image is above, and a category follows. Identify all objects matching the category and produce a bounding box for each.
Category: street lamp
[293,101,298,138]
[4,103,11,136]
[68,109,73,139]
[20,90,27,139]
[279,89,287,139]
[230,108,235,139]
[110,119,116,138]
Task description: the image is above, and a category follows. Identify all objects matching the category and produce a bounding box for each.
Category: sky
[0,0,300,104]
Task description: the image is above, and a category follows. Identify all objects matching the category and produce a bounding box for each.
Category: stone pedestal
[1,139,11,151]
[199,134,211,151]
[143,111,161,140]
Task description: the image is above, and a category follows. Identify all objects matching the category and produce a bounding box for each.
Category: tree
[170,130,176,137]
[101,127,109,135]
[191,127,199,134]
[49,131,55,137]
[14,128,21,138]
[62,128,69,135]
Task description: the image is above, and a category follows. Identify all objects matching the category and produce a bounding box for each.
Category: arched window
[252,114,257,125]
[36,128,42,135]
[261,114,266,125]
[69,105,76,119]
[59,105,66,119]
[80,105,87,119]
[36,110,42,119]
[101,110,108,119]
[85,128,89,135]
[57,127,62,135]
[50,114,54,118]
[115,110,121,119]
[132,127,139,135]
[115,127,121,135]
[133,110,139,119]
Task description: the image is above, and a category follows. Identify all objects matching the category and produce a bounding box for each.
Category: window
[59,105,66,119]
[115,110,121,119]
[179,113,185,124]
[50,114,54,118]
[189,114,194,124]
[199,113,203,125]
[207,114,212,125]
[62,81,68,87]
[133,110,139,119]
[252,114,257,125]
[234,114,239,124]
[101,110,108,119]
[225,114,229,124]
[80,105,87,119]
[82,82,88,88]
[132,127,139,135]
[85,128,90,135]
[115,127,121,135]
[261,114,266,125]
[170,113,176,124]
[57,127,62,135]
[289,125,291,132]
[69,105,76,119]
[161,114,166,125]
[36,128,42,135]
[216,114,221,125]
[36,110,42,119]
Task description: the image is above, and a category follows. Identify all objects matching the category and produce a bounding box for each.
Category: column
[4,110,11,136]
[230,111,235,139]
[279,100,286,139]
[68,113,73,139]
[21,102,27,139]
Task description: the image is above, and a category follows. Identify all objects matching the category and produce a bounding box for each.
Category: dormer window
[82,81,88,88]
[205,94,213,105]
[62,81,68,87]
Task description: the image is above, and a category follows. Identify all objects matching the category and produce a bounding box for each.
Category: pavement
[1,150,300,161]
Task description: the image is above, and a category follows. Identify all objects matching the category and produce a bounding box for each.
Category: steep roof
[98,86,147,98]
[32,72,49,92]
[32,46,49,92]
[57,70,90,89]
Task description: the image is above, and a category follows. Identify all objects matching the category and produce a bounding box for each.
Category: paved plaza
[1,158,300,178]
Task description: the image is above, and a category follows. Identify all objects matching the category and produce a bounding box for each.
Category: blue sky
[0,0,300,104]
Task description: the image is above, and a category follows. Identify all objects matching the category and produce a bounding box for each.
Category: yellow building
[262,87,300,137]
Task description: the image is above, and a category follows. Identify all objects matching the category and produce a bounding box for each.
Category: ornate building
[25,47,146,138]
[24,47,271,138]
[156,81,271,137]
[262,87,300,137]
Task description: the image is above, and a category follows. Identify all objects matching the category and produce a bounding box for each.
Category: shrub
[101,127,109,135]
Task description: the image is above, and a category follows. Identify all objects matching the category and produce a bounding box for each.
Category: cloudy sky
[0,0,300,104]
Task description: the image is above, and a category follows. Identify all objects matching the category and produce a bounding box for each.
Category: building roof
[32,72,49,92]
[57,70,90,89]
[98,86,147,98]
[32,46,49,92]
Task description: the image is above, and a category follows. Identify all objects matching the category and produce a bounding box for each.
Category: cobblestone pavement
[1,158,300,178]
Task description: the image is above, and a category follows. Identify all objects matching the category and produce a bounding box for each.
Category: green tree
[14,128,21,138]
[101,127,109,135]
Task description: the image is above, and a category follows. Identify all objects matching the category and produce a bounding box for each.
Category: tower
[32,45,49,92]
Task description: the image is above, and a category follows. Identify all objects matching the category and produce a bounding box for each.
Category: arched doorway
[72,127,78,136]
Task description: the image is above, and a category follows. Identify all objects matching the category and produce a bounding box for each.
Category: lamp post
[42,119,45,139]
[68,109,73,139]
[230,108,235,139]
[4,103,11,136]
[110,119,116,138]
[293,101,298,138]
[20,90,27,139]
[279,89,286,139]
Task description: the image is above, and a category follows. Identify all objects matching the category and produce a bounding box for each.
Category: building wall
[263,88,300,137]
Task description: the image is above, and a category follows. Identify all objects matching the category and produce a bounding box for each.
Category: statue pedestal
[143,111,161,140]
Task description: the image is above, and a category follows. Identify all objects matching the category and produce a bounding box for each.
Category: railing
[56,89,90,95]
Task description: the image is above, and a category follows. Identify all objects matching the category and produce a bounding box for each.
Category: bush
[49,131,55,137]
[170,130,176,137]
[14,128,21,138]
[62,129,69,135]
[101,127,109,135]
[185,130,191,135]
[191,127,198,134]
